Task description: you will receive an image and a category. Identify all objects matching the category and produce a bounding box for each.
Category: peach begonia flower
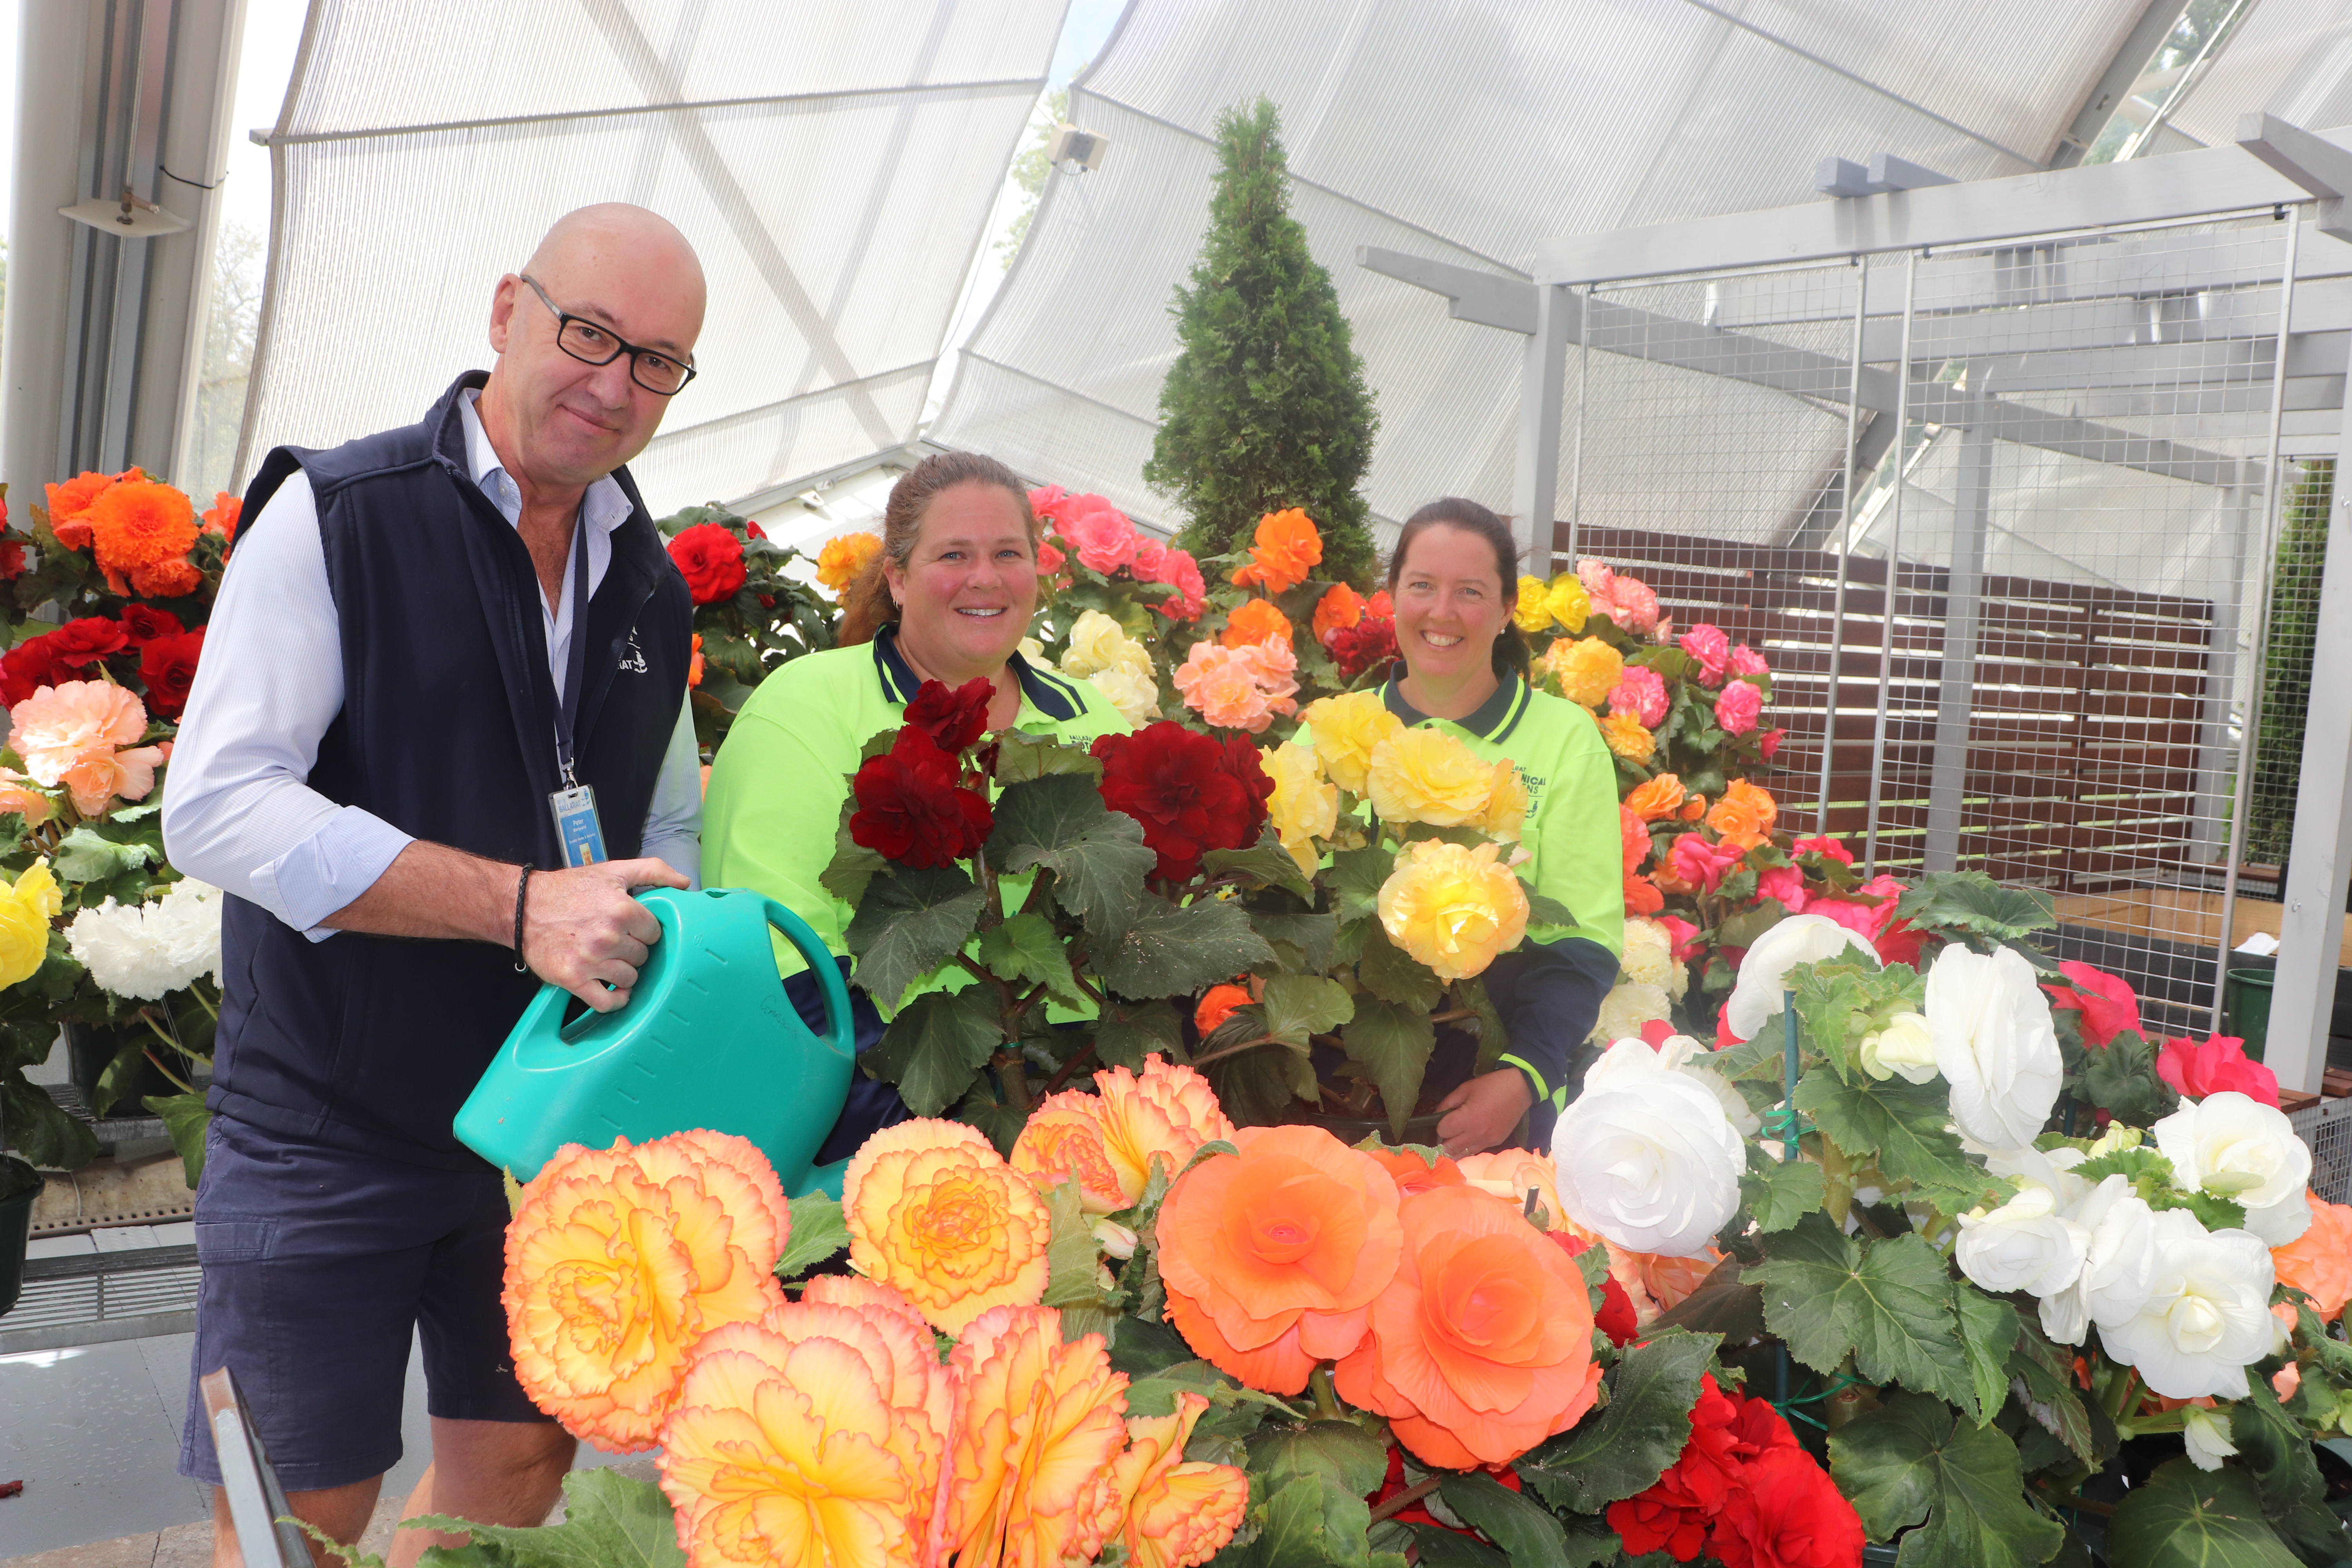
[2274,1192,2352,1321]
[815,532,882,596]
[1091,1056,1236,1208]
[504,1130,790,1451]
[1299,690,1405,795]
[1172,641,1296,734]
[1230,508,1322,594]
[1599,711,1656,764]
[10,681,167,817]
[944,1304,1131,1568]
[1632,1245,1726,1313]
[1625,773,1686,823]
[1334,1184,1602,1468]
[1102,1390,1249,1568]
[1235,634,1300,709]
[1707,778,1778,853]
[0,765,52,827]
[1378,838,1529,982]
[1455,1148,1564,1232]
[1312,581,1363,642]
[1365,727,1497,828]
[1011,1091,1129,1214]
[1159,1125,1404,1394]
[659,1297,950,1568]
[687,633,704,690]
[1368,1147,1468,1199]
[843,1118,1050,1336]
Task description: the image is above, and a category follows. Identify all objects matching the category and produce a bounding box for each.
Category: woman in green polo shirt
[1373,497,1626,1157]
[703,450,1130,1155]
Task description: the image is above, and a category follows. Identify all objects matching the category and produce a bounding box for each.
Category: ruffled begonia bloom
[1300,690,1405,793]
[138,625,206,721]
[1546,575,1592,633]
[11,681,167,816]
[1759,727,1784,760]
[2181,1404,2239,1473]
[1454,1148,1564,1232]
[1011,1093,1129,1214]
[1312,581,1363,642]
[44,470,122,546]
[1193,983,1252,1038]
[944,1304,1130,1568]
[1036,539,1067,578]
[1145,547,1207,621]
[668,523,748,606]
[1483,759,1529,842]
[1064,504,1141,577]
[1094,722,1266,881]
[1714,679,1764,738]
[2042,960,2141,1048]
[1059,609,1152,682]
[1711,1445,1867,1568]
[815,531,882,596]
[1649,1033,1759,1136]
[2038,1174,2159,1346]
[1335,1184,1601,1468]
[1265,741,1338,876]
[1555,1040,1745,1256]
[2273,1193,2352,1321]
[902,676,993,755]
[1369,1147,1468,1198]
[1609,666,1669,728]
[44,616,131,669]
[0,862,61,989]
[1599,712,1656,764]
[849,727,991,869]
[1545,637,1624,708]
[1955,1184,2089,1299]
[78,477,198,595]
[2156,1034,2280,1107]
[1621,807,1652,873]
[798,1272,931,1327]
[2154,1091,2313,1245]
[660,1296,950,1568]
[1624,873,1664,915]
[66,877,223,999]
[1378,838,1529,982]
[1728,644,1770,679]
[505,1130,789,1450]
[843,1118,1051,1336]
[1925,943,2065,1151]
[1679,624,1731,686]
[1173,642,1273,732]
[1366,726,1497,827]
[1619,918,1679,992]
[1625,773,1687,822]
[1325,614,1399,679]
[1089,1056,1235,1207]
[1855,1011,1938,1084]
[0,766,52,828]
[1514,576,1554,633]
[1158,1126,1404,1394]
[1707,779,1777,853]
[1592,980,1673,1045]
[1219,597,1294,650]
[1102,1390,1249,1568]
[1793,833,1853,866]
[1755,864,1806,914]
[201,491,241,541]
[1631,1247,1724,1314]
[1668,832,1744,897]
[1607,1374,1751,1557]
[2100,1208,2278,1399]
[1229,507,1321,593]
[1085,663,1161,725]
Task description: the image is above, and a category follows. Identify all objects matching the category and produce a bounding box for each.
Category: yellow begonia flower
[1105,1390,1250,1568]
[1513,576,1553,634]
[1265,742,1339,876]
[1547,636,1624,708]
[1544,575,1591,634]
[1481,760,1530,841]
[1600,711,1657,764]
[1365,727,1494,828]
[1377,838,1530,982]
[843,1118,1051,1336]
[1299,691,1405,795]
[0,863,58,990]
[945,1304,1132,1568]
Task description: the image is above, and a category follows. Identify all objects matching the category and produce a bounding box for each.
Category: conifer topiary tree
[1145,98,1381,586]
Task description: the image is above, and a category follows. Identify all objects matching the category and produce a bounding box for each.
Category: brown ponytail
[835,450,1040,647]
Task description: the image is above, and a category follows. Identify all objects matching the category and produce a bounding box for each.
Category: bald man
[163,205,708,1566]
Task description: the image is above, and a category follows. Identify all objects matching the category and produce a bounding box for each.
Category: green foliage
[1342,999,1435,1140]
[2007,1318,2099,1470]
[1145,98,1381,586]
[1829,1392,2065,1568]
[990,774,1157,944]
[2249,459,2329,866]
[2227,1379,2350,1564]
[1740,1151,1826,1232]
[2076,1030,2180,1125]
[1209,1472,1406,1568]
[1437,1473,1574,1567]
[1094,896,1277,1000]
[143,1091,212,1189]
[843,866,986,1010]
[408,1469,685,1568]
[1091,999,1183,1072]
[976,912,1086,1011]
[866,988,1003,1115]
[1247,1421,1389,1499]
[1893,872,2055,958]
[1795,1069,2000,1206]
[1516,1331,1720,1515]
[773,1193,849,1280]
[2104,1460,2304,1568]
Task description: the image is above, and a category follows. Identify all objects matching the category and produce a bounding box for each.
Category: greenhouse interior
[11,1,2352,1566]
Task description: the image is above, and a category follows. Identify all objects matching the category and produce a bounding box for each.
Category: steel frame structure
[1365,116,2352,1096]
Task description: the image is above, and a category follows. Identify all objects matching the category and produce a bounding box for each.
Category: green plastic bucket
[2224,968,2274,1061]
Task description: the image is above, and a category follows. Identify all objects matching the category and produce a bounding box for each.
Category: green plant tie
[1773,1372,1861,1430]
[1776,992,1804,1160]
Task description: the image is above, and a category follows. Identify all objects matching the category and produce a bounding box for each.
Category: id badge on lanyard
[549,517,608,866]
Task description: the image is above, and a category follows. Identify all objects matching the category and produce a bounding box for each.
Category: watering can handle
[763,897,857,1062]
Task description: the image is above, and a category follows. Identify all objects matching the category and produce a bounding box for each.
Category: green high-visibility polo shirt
[703,627,1131,991]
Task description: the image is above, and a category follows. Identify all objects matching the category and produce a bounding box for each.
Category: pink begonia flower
[1063,504,1139,576]
[1755,864,1808,913]
[1132,539,1167,578]
[1716,998,1744,1046]
[1680,624,1731,685]
[1172,641,1294,732]
[11,680,165,817]
[1603,576,1662,636]
[1657,914,1702,961]
[1235,636,1300,711]
[1577,558,1616,598]
[1035,539,1066,577]
[1759,727,1784,761]
[2042,960,2141,1048]
[2156,1035,2280,1106]
[1669,832,1744,895]
[1148,547,1207,621]
[1792,834,1854,866]
[1639,1018,1677,1048]
[1729,643,1770,679]
[1714,679,1763,737]
[1607,666,1669,728]
[1651,615,1675,645]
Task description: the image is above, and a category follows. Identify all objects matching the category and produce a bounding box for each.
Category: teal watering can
[454,887,856,1198]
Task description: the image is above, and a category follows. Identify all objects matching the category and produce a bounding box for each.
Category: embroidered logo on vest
[617,631,649,674]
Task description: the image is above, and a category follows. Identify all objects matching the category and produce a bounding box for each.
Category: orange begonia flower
[80,478,197,590]
[688,633,705,689]
[1219,597,1294,650]
[1011,1092,1129,1214]
[1229,508,1322,594]
[843,1118,1051,1336]
[2274,1192,2352,1321]
[504,1130,790,1451]
[1334,1184,1602,1468]
[1680,793,1708,822]
[659,1298,950,1568]
[1624,774,1686,823]
[1158,1125,1404,1395]
[816,531,883,597]
[798,1271,929,1326]
[1367,1147,1466,1200]
[1454,1149,1565,1234]
[1102,1390,1249,1568]
[944,1304,1131,1568]
[43,470,124,549]
[1631,1246,1726,1313]
[1193,983,1252,1037]
[1310,582,1363,642]
[1623,873,1664,915]
[1620,805,1652,874]
[1091,1056,1236,1208]
[1707,779,1777,853]
[201,491,241,541]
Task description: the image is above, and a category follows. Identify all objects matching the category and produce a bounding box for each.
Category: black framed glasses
[519,274,698,396]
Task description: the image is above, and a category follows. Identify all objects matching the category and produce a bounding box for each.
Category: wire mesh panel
[1559,215,2299,1033]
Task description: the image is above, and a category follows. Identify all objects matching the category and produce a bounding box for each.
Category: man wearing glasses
[163,204,707,1566]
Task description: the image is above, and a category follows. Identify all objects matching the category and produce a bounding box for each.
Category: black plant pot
[0,1156,39,1318]
[67,1019,181,1118]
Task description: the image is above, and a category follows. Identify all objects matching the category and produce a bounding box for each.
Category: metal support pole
[1864,252,1918,876]
[1513,283,1572,571]
[1816,263,1867,838]
[2190,468,2254,871]
[1563,287,1593,570]
[1925,380,1994,873]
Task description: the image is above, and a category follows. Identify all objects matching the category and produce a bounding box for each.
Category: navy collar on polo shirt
[1382,663,1533,744]
[869,624,1083,721]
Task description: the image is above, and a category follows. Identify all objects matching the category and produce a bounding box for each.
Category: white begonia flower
[2038,1174,2160,1346]
[1724,913,1880,1042]
[1980,1143,2091,1215]
[1059,609,1152,680]
[1955,1184,2089,1298]
[1924,945,2063,1150]
[1620,918,1678,993]
[1856,1011,1938,1084]
[1588,980,1672,1046]
[2181,1405,2239,1471]
[1552,1038,1745,1257]
[66,880,225,1001]
[2152,1092,2314,1247]
[2098,1208,2277,1400]
[1653,1032,1764,1138]
[1082,663,1161,726]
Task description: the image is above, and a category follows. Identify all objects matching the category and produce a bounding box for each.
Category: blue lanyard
[555,516,590,788]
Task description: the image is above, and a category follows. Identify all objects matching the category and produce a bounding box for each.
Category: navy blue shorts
[178,1114,554,1493]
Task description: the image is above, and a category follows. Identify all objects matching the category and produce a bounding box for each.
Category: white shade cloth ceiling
[236,0,1067,513]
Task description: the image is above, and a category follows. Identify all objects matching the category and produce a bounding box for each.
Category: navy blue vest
[205,372,693,1166]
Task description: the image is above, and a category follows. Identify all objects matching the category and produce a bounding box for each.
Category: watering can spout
[454,889,858,1191]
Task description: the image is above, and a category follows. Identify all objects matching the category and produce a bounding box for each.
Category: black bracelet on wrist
[512,866,534,974]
